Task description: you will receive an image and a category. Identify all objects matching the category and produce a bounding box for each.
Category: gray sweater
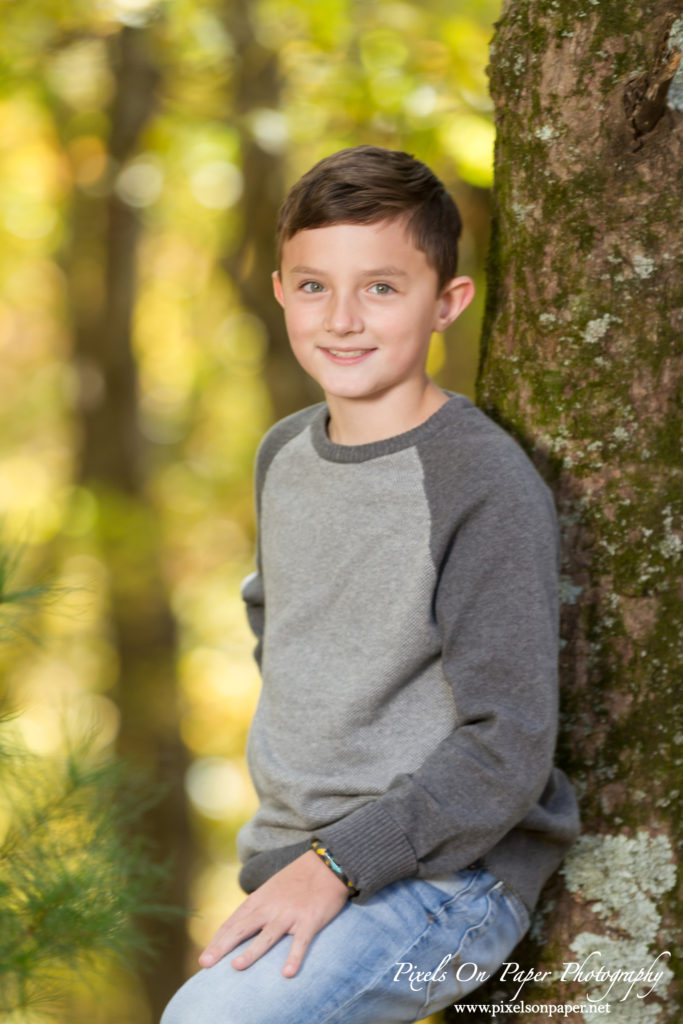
[237,392,579,911]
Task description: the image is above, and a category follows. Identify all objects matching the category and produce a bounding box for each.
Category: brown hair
[276,146,462,288]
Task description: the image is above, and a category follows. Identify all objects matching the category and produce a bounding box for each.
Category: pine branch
[0,736,180,1012]
[0,542,183,1013]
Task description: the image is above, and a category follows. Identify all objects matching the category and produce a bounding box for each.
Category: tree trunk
[219,1,320,421]
[62,26,191,1020]
[446,2,682,1020]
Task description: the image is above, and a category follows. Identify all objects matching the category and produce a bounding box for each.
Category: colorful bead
[311,838,359,896]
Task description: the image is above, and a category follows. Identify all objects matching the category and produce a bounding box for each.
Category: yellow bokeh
[0,2,500,1020]
[427,331,447,377]
[440,112,495,188]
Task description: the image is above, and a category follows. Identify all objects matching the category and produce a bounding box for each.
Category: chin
[321,381,380,400]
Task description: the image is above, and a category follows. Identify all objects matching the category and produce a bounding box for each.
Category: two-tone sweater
[237,392,579,911]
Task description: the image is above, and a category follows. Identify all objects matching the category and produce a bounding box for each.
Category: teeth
[328,349,368,357]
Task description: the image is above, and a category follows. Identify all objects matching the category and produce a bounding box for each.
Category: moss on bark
[471,0,683,1019]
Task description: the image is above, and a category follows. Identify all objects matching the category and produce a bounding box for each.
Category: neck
[325,380,448,446]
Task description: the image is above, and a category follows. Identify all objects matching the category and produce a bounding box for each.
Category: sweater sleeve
[241,570,265,669]
[240,449,266,670]
[316,451,562,897]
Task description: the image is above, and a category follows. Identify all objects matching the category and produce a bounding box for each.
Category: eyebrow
[288,265,408,278]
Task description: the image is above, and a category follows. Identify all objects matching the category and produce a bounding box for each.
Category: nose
[324,290,363,335]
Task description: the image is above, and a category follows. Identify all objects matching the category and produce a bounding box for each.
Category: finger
[198,895,258,965]
[281,928,313,978]
[231,922,288,971]
[199,917,260,968]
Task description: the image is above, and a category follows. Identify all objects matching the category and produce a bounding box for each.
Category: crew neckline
[310,391,468,463]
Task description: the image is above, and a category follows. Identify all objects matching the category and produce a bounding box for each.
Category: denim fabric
[161,867,529,1024]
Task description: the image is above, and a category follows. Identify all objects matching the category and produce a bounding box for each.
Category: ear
[272,270,285,308]
[433,276,475,332]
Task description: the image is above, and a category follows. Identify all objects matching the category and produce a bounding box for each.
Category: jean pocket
[422,867,482,905]
[497,881,531,938]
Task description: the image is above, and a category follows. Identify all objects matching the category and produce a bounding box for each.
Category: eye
[369,282,395,295]
[300,280,325,293]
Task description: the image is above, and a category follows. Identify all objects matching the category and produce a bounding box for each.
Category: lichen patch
[562,831,676,1021]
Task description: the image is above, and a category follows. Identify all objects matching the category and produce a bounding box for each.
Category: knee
[159,992,182,1024]
[160,965,245,1024]
[159,977,202,1024]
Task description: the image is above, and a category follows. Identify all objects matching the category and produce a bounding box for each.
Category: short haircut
[276,145,462,288]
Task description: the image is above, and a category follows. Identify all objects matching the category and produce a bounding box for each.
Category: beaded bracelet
[311,838,359,896]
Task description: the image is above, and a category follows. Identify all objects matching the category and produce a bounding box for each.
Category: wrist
[310,838,359,897]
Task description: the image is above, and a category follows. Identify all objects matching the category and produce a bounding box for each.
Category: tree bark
[219,1,320,421]
[62,26,191,1020]
[446,2,682,1020]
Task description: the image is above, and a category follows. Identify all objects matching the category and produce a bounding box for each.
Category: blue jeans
[161,866,529,1024]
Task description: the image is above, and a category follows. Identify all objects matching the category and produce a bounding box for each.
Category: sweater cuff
[315,801,418,898]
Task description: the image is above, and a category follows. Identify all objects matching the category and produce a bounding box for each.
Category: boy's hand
[198,849,351,978]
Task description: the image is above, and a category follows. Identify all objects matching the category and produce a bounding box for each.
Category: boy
[162,146,579,1023]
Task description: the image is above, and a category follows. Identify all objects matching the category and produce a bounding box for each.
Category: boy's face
[272,219,474,406]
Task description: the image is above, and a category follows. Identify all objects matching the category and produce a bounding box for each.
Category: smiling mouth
[323,348,376,361]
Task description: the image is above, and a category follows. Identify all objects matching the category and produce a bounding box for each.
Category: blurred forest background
[0,1,501,1021]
